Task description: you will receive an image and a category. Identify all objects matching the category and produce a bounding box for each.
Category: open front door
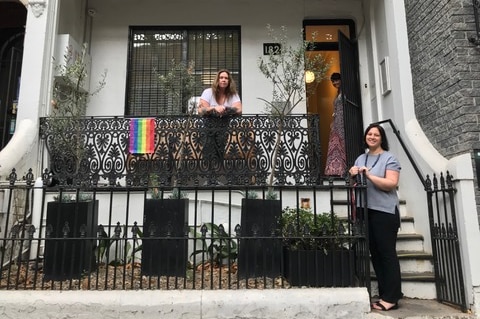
[338,31,364,167]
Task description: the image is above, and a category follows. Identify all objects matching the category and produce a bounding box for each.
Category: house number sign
[263,43,281,55]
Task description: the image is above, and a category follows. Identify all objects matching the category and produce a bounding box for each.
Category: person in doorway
[349,123,403,311]
[324,72,347,176]
[198,70,242,185]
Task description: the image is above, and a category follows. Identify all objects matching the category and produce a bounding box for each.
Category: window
[126,26,241,116]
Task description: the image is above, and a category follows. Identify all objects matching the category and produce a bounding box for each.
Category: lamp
[305,70,315,84]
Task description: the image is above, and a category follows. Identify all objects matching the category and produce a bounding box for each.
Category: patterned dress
[324,92,347,176]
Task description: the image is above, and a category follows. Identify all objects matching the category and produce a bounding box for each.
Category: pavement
[366,297,475,319]
[0,290,477,319]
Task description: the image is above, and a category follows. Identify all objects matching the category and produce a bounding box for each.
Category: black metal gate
[338,31,364,167]
[426,172,468,311]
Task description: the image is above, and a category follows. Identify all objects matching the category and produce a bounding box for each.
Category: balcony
[39,114,322,187]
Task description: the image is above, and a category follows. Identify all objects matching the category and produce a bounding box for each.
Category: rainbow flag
[129,118,155,154]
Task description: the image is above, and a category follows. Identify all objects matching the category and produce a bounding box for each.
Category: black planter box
[44,200,99,281]
[141,198,188,277]
[238,198,282,278]
[284,248,354,287]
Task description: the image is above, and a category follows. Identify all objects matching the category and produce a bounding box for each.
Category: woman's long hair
[211,69,238,103]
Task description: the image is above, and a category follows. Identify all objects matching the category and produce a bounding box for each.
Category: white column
[447,153,480,310]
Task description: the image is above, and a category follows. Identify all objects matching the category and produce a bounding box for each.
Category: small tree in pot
[280,207,353,287]
[45,43,106,185]
[258,24,330,196]
[238,25,330,279]
[140,60,198,277]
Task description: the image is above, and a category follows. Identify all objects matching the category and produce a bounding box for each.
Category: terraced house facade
[0,0,479,317]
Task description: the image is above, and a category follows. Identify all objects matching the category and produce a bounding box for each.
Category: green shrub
[279,207,345,252]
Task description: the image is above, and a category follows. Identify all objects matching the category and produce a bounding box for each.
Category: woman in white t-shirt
[198,69,242,117]
[197,70,242,185]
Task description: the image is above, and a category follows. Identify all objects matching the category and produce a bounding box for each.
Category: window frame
[125,25,242,116]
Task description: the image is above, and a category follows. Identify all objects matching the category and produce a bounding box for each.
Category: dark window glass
[126,26,241,116]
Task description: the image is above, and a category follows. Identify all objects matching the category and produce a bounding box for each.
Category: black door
[338,31,364,167]
[0,35,23,150]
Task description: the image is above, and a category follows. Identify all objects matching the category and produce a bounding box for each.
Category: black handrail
[374,119,426,187]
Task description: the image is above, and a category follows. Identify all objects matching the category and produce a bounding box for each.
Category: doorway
[0,1,26,150]
[303,20,361,176]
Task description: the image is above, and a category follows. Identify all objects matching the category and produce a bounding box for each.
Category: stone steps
[370,206,437,299]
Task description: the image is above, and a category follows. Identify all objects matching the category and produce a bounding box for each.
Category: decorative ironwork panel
[40,115,322,186]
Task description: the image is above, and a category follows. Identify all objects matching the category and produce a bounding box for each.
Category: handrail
[374,119,426,188]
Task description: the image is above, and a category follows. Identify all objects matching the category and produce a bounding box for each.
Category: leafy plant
[279,207,346,252]
[258,25,330,193]
[53,192,93,202]
[96,223,142,266]
[148,174,188,199]
[190,223,238,266]
[169,187,188,199]
[265,188,278,200]
[242,190,259,199]
[48,43,107,181]
[155,59,198,115]
[155,59,199,188]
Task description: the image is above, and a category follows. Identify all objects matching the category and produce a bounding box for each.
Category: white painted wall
[366,0,479,308]
[85,0,364,117]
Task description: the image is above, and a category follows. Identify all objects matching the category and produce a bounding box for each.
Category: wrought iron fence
[0,169,369,291]
[39,114,323,187]
[426,172,467,311]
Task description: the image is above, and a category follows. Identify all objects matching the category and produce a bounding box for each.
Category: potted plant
[238,24,330,278]
[141,174,189,277]
[280,207,354,287]
[43,192,99,281]
[238,189,283,279]
[257,24,330,193]
[156,58,199,187]
[140,59,198,276]
[41,43,106,280]
[44,43,106,185]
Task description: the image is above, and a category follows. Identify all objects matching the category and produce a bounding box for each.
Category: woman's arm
[231,101,242,115]
[198,98,213,116]
[365,169,399,192]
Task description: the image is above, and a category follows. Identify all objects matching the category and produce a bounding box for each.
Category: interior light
[305,71,315,84]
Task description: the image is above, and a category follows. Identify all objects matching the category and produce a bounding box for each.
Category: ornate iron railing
[39,115,322,187]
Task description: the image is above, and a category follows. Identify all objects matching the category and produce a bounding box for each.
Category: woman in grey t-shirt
[349,123,402,311]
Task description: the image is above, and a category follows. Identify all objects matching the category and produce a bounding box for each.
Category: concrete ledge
[0,288,371,319]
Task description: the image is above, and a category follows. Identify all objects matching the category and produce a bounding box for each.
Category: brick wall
[404,0,480,219]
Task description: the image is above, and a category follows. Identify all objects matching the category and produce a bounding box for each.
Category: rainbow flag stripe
[129,118,155,154]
